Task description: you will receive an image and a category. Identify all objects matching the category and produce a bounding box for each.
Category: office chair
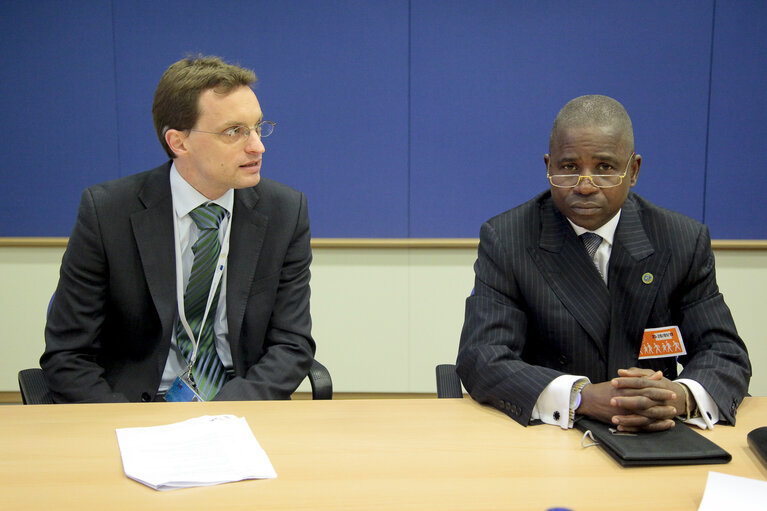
[20,294,333,403]
[18,368,55,404]
[19,359,333,404]
[308,359,333,400]
[435,363,463,398]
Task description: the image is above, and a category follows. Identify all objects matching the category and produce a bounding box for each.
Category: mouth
[569,202,601,214]
[239,160,261,171]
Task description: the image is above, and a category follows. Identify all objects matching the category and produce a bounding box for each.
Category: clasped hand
[578,367,686,432]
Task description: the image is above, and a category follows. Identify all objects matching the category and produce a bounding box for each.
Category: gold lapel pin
[642,272,654,285]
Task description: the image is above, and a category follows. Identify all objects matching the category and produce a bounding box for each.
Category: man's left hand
[608,367,687,432]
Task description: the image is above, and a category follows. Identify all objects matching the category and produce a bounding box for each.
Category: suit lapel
[226,186,269,359]
[607,194,670,374]
[130,164,176,340]
[530,199,611,360]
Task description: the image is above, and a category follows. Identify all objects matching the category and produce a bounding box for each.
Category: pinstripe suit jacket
[457,191,751,426]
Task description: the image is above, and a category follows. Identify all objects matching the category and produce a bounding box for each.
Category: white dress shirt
[159,164,235,392]
[530,210,719,429]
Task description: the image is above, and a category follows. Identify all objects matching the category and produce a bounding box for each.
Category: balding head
[549,95,634,154]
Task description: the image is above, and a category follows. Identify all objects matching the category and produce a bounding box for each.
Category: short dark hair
[152,55,257,158]
[549,95,634,153]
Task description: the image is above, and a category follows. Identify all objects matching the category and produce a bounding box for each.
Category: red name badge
[638,326,686,359]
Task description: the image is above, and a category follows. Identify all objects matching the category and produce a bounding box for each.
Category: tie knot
[189,203,226,230]
[580,232,602,259]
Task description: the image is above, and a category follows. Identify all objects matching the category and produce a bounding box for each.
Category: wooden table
[1,397,765,510]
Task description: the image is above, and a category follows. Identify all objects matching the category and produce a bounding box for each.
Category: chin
[238,174,261,189]
[570,216,602,231]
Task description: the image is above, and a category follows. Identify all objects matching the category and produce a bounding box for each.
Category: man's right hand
[577,374,678,432]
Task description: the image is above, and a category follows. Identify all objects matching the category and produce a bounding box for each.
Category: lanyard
[172,205,232,373]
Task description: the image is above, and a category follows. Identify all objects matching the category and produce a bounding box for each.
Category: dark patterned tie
[580,232,602,260]
[176,203,228,400]
[580,232,604,278]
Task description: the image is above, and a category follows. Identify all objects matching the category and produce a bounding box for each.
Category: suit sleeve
[215,192,315,400]
[40,188,129,403]
[457,221,563,425]
[673,225,751,424]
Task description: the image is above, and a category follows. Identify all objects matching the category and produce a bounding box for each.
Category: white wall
[1,243,764,395]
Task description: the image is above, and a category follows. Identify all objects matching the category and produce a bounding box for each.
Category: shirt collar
[567,209,622,247]
[170,162,234,218]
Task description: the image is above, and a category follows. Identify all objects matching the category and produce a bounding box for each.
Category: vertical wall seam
[110,0,123,177]
[702,0,717,223]
[406,0,412,390]
[407,0,412,238]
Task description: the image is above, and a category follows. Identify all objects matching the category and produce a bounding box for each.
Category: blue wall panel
[409,0,714,237]
[110,0,410,238]
[0,1,764,239]
[0,1,119,236]
[705,1,767,239]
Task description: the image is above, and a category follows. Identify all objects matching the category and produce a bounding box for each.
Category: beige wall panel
[0,247,63,390]
[713,251,767,397]
[407,249,475,392]
[304,249,410,392]
[1,245,765,398]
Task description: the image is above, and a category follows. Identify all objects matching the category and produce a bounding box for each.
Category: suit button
[731,400,737,415]
[558,355,568,366]
[505,402,511,411]
[141,392,151,402]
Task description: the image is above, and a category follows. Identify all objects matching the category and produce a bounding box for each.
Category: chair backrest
[435,364,463,398]
[309,359,333,399]
[18,368,55,405]
[19,363,332,403]
[32,292,333,401]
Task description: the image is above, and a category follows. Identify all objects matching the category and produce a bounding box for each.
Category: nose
[245,131,265,154]
[573,174,599,194]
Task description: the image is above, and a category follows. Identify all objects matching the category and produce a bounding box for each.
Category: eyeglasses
[547,152,635,189]
[190,121,276,143]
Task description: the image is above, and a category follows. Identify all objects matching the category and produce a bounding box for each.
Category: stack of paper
[115,415,277,491]
[697,472,767,510]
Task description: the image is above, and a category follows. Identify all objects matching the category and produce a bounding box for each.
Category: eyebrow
[557,153,620,164]
[221,116,264,128]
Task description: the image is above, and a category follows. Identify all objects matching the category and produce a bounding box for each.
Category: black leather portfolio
[747,426,767,468]
[575,418,731,467]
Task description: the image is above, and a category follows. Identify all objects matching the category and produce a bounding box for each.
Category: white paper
[698,471,767,511]
[115,415,276,491]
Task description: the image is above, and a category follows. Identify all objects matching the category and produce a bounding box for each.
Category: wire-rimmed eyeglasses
[547,151,635,188]
[190,121,276,143]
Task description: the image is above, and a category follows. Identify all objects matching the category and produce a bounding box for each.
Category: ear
[543,153,550,171]
[629,154,641,187]
[165,128,189,157]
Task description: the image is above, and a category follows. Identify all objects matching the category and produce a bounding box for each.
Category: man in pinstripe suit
[457,95,750,432]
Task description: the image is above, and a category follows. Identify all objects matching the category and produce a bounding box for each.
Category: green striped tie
[176,203,228,400]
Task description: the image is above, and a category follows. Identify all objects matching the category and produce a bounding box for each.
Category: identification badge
[164,374,203,402]
[638,326,686,359]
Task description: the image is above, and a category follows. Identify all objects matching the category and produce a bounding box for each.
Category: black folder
[747,426,767,468]
[575,418,731,467]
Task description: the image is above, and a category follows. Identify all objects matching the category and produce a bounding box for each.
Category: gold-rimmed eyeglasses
[190,121,276,143]
[547,151,635,189]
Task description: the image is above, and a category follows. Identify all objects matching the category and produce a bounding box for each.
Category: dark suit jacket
[41,162,315,403]
[457,191,751,426]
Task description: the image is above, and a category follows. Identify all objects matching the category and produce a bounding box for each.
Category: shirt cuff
[675,378,719,429]
[531,375,589,429]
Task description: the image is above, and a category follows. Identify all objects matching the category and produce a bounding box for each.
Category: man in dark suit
[41,55,314,402]
[457,95,750,432]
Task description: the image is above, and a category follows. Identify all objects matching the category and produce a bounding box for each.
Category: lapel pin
[642,272,654,285]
